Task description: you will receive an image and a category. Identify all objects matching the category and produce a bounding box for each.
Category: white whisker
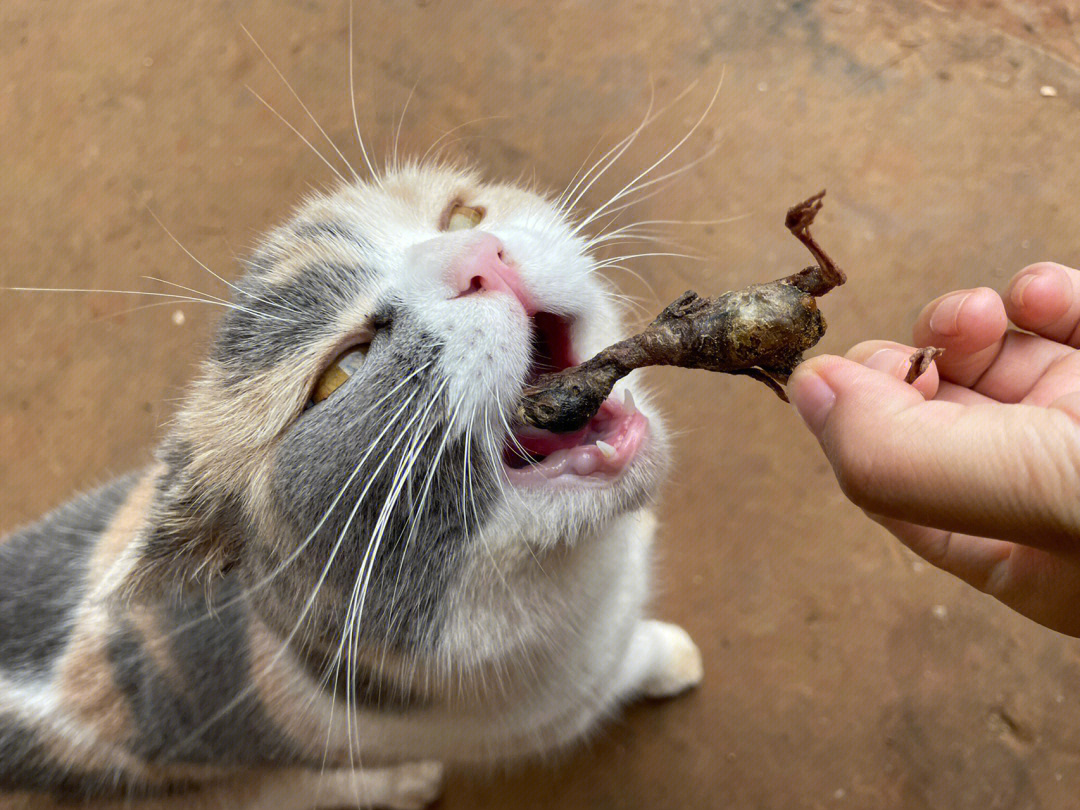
[139,276,287,323]
[420,115,508,166]
[589,264,659,299]
[391,78,419,173]
[143,206,297,316]
[573,72,724,234]
[348,0,381,184]
[245,85,348,185]
[558,84,658,219]
[241,23,361,183]
[557,78,701,217]
[4,286,246,312]
[577,141,724,233]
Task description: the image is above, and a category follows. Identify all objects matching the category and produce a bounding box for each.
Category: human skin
[788,262,1080,637]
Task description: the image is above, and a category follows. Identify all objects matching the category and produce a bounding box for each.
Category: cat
[0,160,704,809]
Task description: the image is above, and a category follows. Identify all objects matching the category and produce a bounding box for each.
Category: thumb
[788,354,1080,551]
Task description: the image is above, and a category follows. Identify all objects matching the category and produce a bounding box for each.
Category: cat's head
[122,162,669,649]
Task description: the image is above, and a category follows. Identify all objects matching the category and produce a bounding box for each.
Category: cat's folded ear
[117,442,246,600]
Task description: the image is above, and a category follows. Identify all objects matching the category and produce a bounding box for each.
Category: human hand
[788,262,1080,636]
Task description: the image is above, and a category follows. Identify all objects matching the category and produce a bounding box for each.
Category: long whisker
[3,286,248,312]
[557,78,701,217]
[574,72,724,234]
[245,85,347,185]
[601,290,652,318]
[308,405,441,804]
[144,206,302,316]
[420,115,509,166]
[557,83,659,219]
[391,78,419,174]
[335,383,448,774]
[586,212,751,248]
[139,276,232,306]
[309,386,442,777]
[376,391,467,701]
[576,141,724,233]
[338,415,427,800]
[594,251,704,267]
[334,379,450,672]
[240,23,361,183]
[139,276,287,323]
[589,264,659,300]
[348,0,381,184]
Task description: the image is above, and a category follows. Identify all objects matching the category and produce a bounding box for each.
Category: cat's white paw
[383,761,445,810]
[641,622,703,699]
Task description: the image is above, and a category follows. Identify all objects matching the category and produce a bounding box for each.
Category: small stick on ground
[904,347,943,385]
[516,191,847,433]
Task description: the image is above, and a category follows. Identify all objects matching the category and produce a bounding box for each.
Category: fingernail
[864,347,906,376]
[790,369,837,436]
[928,291,971,337]
[1010,273,1035,309]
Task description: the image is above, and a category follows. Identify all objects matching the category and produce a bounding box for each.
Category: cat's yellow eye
[311,344,368,404]
[444,203,484,231]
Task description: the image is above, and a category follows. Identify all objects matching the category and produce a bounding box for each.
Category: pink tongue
[513,425,588,456]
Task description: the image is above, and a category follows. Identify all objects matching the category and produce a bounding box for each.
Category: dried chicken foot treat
[516,191,846,433]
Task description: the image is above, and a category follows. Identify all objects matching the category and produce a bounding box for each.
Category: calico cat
[0,162,703,808]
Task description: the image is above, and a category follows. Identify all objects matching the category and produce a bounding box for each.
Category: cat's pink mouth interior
[503,313,648,486]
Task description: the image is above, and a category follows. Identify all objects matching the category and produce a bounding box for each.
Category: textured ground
[3,1,1080,808]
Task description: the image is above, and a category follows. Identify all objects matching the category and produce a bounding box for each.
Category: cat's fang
[623,389,637,414]
[596,440,616,459]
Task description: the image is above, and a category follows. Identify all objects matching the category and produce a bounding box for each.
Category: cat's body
[0,164,702,808]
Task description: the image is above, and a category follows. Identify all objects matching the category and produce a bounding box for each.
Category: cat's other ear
[117,441,245,600]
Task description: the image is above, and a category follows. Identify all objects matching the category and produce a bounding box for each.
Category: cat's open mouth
[503,313,648,486]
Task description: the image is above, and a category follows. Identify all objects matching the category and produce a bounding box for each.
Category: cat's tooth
[595,440,617,460]
[623,389,637,414]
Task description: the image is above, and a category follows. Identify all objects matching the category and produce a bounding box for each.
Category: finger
[843,340,939,399]
[1004,262,1080,347]
[961,330,1072,403]
[913,286,1075,402]
[1016,351,1080,408]
[843,340,994,404]
[871,514,1080,637]
[912,287,1008,387]
[788,354,1080,551]
[869,514,1010,592]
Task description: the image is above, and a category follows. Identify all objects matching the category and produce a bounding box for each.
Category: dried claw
[730,368,790,402]
[904,347,943,385]
[784,189,826,235]
[783,189,845,297]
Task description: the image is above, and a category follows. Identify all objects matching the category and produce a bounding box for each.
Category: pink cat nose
[450,233,535,314]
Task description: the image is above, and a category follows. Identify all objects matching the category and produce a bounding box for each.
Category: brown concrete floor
[3,1,1080,807]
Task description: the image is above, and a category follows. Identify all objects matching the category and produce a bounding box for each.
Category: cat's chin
[501,390,649,489]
